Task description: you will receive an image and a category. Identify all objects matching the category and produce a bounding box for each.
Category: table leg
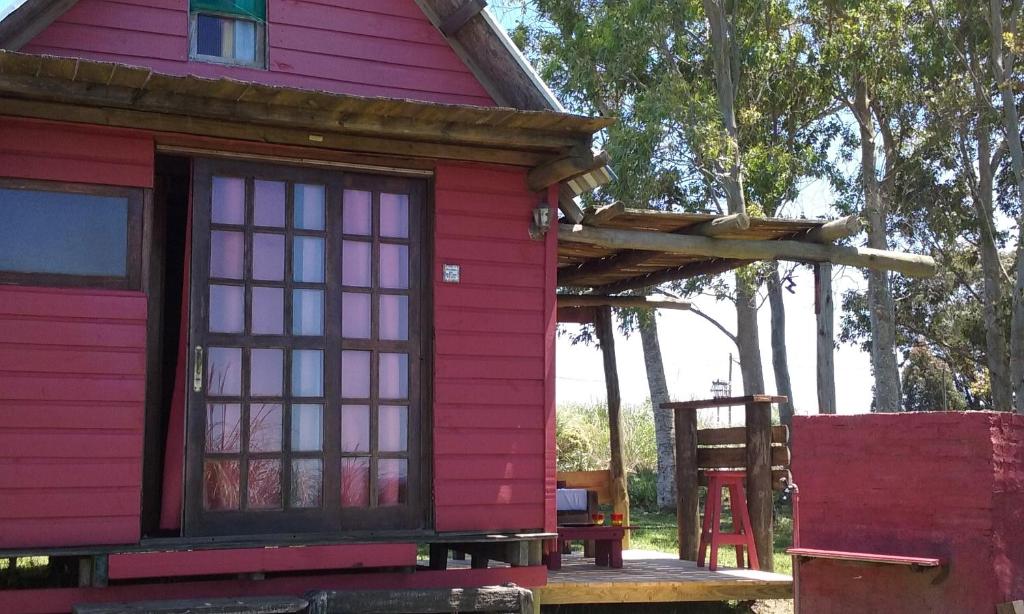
[611,539,623,568]
[547,541,562,571]
[584,539,596,558]
[595,540,610,567]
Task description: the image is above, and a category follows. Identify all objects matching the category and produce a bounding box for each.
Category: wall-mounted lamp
[529,203,552,240]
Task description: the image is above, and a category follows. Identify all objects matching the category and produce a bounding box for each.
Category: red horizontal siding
[23,0,495,107]
[432,163,554,533]
[108,543,417,579]
[0,286,147,548]
[0,117,153,188]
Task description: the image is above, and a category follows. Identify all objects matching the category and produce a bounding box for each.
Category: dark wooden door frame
[183,158,430,538]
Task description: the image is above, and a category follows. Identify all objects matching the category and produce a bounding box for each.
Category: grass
[629,508,794,575]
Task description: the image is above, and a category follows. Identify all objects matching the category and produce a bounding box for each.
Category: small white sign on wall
[442,263,461,283]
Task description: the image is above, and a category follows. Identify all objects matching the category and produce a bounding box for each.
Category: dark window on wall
[0,180,143,289]
[190,0,266,68]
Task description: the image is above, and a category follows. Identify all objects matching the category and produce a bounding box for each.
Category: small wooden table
[547,525,632,570]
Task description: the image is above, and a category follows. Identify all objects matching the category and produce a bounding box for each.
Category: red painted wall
[432,162,556,533]
[792,412,1024,613]
[0,118,153,548]
[0,286,148,548]
[22,0,495,107]
[0,117,153,188]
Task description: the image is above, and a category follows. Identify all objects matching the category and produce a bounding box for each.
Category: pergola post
[673,407,700,560]
[595,306,630,548]
[746,399,774,571]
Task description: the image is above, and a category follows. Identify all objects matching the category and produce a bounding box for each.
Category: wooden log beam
[559,195,586,225]
[595,306,630,549]
[556,305,597,324]
[528,150,610,192]
[439,0,487,37]
[583,258,752,293]
[559,223,937,277]
[557,214,749,287]
[556,294,691,310]
[684,212,750,237]
[581,201,626,226]
[804,214,863,243]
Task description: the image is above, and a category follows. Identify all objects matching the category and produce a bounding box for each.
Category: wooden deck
[536,549,792,608]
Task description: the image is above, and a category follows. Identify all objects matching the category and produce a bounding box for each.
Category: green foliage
[841,248,1014,408]
[902,345,968,411]
[556,401,657,474]
[627,468,659,512]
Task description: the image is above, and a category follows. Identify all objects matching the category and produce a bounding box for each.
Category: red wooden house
[0,1,613,611]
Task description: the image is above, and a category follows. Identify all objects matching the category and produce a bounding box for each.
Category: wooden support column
[595,306,630,548]
[673,407,700,560]
[746,400,774,572]
[815,263,837,414]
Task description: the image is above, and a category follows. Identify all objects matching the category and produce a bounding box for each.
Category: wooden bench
[546,525,628,571]
[786,547,943,570]
[556,469,610,525]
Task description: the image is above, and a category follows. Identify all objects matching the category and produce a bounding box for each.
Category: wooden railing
[661,395,790,571]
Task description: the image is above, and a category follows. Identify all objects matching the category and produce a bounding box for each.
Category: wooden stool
[698,470,759,571]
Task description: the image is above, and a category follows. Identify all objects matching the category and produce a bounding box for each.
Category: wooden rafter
[557,212,751,287]
[556,294,691,310]
[528,149,610,191]
[589,258,752,293]
[559,223,937,278]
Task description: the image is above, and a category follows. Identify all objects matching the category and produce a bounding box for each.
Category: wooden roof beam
[804,214,863,243]
[581,202,626,226]
[440,0,487,37]
[558,223,937,277]
[528,150,610,192]
[556,211,750,286]
[556,294,692,310]
[586,258,751,293]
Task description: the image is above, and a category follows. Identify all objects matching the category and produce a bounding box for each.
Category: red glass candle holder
[591,513,605,525]
[611,513,624,526]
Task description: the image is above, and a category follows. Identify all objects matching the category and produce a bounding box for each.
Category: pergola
[552,202,936,567]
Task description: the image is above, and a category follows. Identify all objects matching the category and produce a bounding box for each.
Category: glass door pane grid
[204,175,330,513]
[340,188,413,509]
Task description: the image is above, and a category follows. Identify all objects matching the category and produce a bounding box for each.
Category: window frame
[0,178,145,291]
[188,10,267,70]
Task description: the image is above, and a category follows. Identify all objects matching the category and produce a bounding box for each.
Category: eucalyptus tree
[984,0,1024,413]
[921,0,1014,409]
[806,0,931,411]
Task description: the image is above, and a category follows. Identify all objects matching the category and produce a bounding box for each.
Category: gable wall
[22,0,496,107]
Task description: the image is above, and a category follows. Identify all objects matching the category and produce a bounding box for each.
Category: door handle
[193,345,204,392]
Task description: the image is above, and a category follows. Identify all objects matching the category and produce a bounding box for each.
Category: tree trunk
[704,0,771,569]
[974,125,1012,411]
[816,263,837,414]
[639,313,677,510]
[595,306,631,547]
[854,78,902,412]
[988,0,1024,413]
[767,264,795,424]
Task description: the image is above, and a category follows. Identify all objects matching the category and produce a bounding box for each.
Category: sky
[0,1,18,21]
[0,0,878,416]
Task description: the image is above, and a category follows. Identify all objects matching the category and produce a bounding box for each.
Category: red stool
[698,470,759,571]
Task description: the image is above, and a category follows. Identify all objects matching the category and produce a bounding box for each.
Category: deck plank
[538,550,792,605]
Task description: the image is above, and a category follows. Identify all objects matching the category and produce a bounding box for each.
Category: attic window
[190,0,266,68]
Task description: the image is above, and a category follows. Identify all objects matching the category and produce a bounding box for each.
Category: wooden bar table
[661,395,787,570]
